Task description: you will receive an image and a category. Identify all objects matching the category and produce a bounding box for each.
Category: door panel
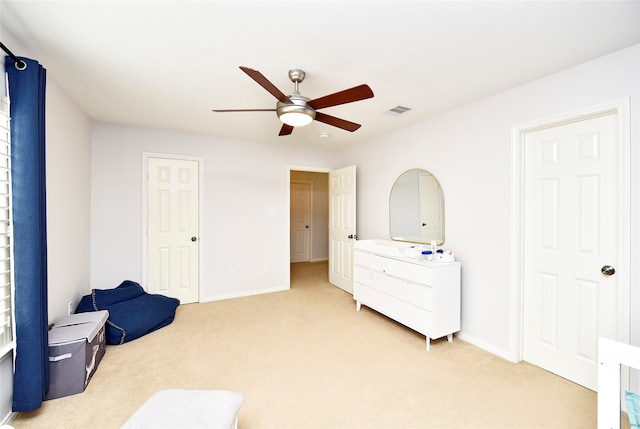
[290,182,311,263]
[523,113,618,390]
[329,165,356,293]
[147,157,199,304]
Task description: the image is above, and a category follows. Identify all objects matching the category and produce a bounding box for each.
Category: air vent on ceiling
[387,105,411,115]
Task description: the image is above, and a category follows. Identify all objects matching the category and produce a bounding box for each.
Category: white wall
[340,44,640,358]
[45,78,93,322]
[90,124,336,302]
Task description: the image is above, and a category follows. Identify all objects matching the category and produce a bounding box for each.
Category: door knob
[191,236,197,242]
[601,265,615,276]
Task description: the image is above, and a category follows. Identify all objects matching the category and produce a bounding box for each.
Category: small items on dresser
[403,246,425,259]
[420,249,444,261]
[441,250,455,262]
[403,243,455,263]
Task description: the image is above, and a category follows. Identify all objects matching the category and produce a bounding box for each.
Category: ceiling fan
[212,66,374,136]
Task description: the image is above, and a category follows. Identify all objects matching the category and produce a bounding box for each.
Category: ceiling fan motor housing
[277,94,316,125]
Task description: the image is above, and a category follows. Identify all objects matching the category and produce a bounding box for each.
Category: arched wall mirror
[389,169,445,245]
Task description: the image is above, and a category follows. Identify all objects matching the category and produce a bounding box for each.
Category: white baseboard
[199,285,289,303]
[3,411,17,427]
[456,332,517,363]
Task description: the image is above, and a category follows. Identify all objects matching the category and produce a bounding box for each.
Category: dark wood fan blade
[279,124,294,136]
[308,84,374,110]
[240,66,291,104]
[212,109,276,112]
[314,112,361,132]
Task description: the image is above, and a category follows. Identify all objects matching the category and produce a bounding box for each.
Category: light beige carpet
[12,261,604,429]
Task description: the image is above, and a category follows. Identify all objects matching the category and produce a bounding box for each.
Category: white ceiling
[2,1,639,149]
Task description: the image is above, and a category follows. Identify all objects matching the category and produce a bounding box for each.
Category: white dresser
[353,239,461,350]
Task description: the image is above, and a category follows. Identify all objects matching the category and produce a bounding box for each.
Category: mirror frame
[389,168,445,245]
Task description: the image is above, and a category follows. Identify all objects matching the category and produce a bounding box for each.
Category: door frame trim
[509,97,631,363]
[141,152,205,299]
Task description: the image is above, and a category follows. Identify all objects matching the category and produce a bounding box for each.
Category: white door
[147,157,200,304]
[523,113,619,390]
[329,165,356,294]
[290,181,311,263]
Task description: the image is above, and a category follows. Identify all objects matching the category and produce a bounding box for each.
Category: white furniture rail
[598,337,640,429]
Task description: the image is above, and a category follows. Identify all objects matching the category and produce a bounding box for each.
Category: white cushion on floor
[121,389,244,429]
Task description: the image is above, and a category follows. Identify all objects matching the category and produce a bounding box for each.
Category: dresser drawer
[354,265,433,310]
[372,255,433,286]
[353,264,372,282]
[353,249,372,267]
[355,283,432,335]
[373,271,432,310]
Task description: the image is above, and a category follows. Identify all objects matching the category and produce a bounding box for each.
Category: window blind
[0,102,13,356]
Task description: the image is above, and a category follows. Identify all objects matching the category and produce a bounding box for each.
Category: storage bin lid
[49,310,109,345]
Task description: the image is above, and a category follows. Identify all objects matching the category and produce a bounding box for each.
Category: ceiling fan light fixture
[277,102,316,127]
[214,67,373,136]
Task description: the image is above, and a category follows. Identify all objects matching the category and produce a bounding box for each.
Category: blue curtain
[5,56,49,412]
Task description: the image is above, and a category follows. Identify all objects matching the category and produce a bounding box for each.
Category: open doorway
[289,170,329,264]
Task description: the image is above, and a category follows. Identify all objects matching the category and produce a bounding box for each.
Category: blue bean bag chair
[75,280,180,345]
